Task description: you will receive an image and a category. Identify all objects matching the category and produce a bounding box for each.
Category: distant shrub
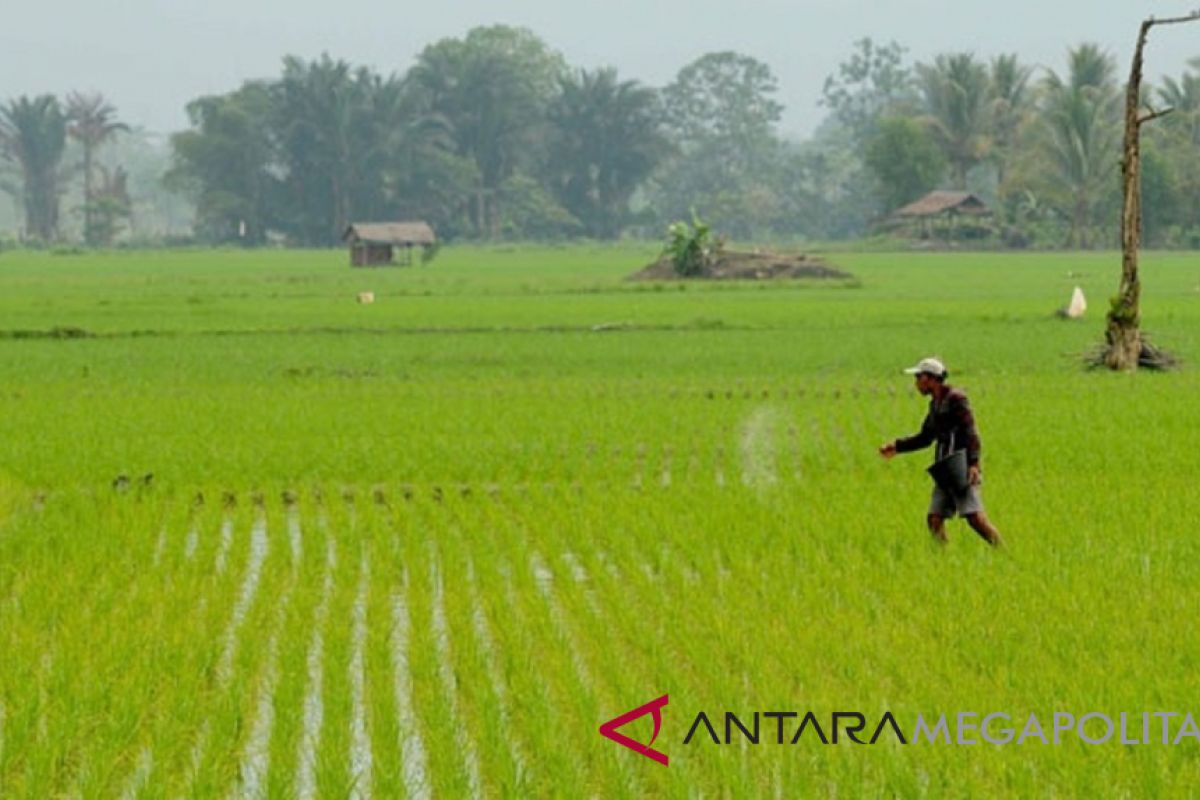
[421,242,441,265]
[664,212,722,277]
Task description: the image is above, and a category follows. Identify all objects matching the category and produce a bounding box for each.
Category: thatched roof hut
[886,191,993,241]
[343,222,436,266]
[891,191,990,219]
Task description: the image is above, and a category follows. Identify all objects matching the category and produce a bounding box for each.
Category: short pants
[929,484,983,518]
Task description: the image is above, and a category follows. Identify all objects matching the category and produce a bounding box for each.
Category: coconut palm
[917,53,991,188]
[988,54,1034,187]
[1158,57,1200,146]
[1152,58,1200,236]
[66,92,128,244]
[0,95,68,241]
[1040,44,1121,248]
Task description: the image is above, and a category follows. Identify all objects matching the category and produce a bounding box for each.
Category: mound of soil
[629,250,850,281]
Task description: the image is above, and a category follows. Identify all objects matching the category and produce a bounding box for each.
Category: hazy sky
[2,1,1198,137]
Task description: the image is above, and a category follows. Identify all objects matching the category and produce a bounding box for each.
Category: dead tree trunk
[1101,11,1200,370]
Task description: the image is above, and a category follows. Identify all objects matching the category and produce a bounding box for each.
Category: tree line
[835,40,1200,248]
[2,26,1199,247]
[0,93,131,245]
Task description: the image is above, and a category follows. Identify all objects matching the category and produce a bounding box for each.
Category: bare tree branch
[1100,10,1200,369]
[1138,106,1175,124]
[1145,11,1200,27]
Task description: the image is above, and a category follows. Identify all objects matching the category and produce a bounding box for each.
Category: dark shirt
[894,385,982,466]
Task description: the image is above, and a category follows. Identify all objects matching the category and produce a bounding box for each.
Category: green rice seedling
[2,246,1200,794]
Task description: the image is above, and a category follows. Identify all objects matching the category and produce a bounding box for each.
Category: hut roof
[343,221,436,245]
[891,191,990,218]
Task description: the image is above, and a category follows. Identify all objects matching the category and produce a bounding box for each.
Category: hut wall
[350,243,394,267]
[367,244,393,265]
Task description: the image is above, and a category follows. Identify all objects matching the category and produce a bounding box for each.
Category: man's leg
[965,511,1003,547]
[926,513,948,544]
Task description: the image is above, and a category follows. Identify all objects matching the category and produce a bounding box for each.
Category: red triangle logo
[599,694,669,766]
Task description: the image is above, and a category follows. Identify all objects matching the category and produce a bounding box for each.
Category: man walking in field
[879,357,1003,547]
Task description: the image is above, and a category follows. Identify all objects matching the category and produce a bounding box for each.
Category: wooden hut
[887,191,992,240]
[343,222,436,267]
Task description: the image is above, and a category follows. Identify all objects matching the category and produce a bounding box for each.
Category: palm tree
[988,54,1034,187]
[1041,44,1121,248]
[0,95,68,241]
[271,54,357,244]
[1154,58,1200,235]
[545,68,670,238]
[916,53,991,188]
[383,86,470,233]
[273,56,436,244]
[66,92,128,244]
[406,26,566,237]
[86,165,133,245]
[1157,57,1200,146]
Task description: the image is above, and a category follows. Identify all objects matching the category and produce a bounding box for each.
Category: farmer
[878,357,1003,547]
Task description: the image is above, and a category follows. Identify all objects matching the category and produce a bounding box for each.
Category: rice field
[2,245,1200,796]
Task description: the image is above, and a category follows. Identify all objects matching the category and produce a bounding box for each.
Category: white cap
[903,357,947,378]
